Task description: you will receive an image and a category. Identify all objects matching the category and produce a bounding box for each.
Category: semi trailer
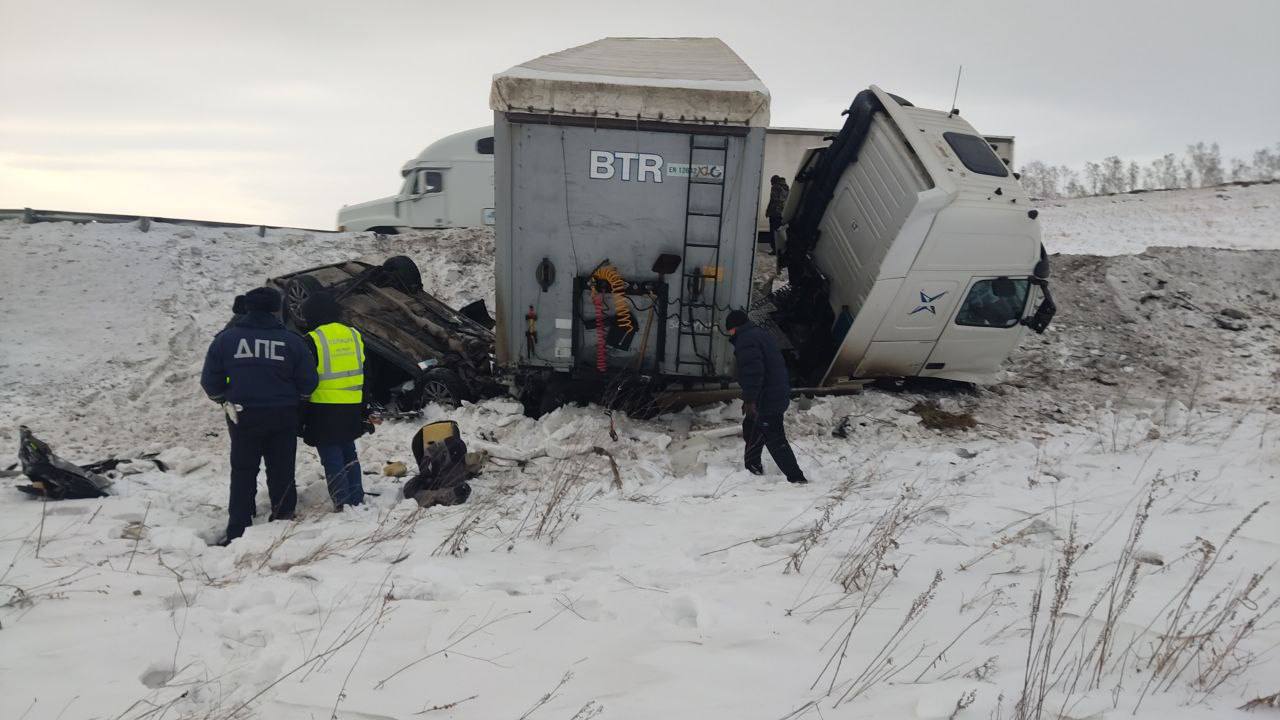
[490,37,769,412]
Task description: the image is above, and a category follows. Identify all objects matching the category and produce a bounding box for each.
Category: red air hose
[592,290,606,372]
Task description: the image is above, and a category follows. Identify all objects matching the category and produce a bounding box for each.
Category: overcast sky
[2,0,1276,228]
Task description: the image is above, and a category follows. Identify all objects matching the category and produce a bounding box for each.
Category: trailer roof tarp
[490,37,770,127]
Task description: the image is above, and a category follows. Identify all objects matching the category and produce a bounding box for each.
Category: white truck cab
[336,126,495,232]
[777,86,1053,385]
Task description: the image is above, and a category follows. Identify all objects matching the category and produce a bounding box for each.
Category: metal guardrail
[0,207,338,235]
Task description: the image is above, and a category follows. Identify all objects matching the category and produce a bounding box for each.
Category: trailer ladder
[674,134,730,376]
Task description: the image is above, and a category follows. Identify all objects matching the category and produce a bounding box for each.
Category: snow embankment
[0,221,492,456]
[1037,182,1280,255]
[0,187,1277,719]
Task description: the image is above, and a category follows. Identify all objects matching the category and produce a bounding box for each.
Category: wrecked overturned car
[269,256,502,409]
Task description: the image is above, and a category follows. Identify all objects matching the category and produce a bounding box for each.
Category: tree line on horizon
[1017,141,1280,199]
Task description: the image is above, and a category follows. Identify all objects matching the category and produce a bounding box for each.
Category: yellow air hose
[591,264,634,336]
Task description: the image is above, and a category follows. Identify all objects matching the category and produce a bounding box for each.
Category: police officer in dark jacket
[725,309,807,484]
[200,287,319,543]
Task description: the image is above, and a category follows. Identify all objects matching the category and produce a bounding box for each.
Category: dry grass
[517,670,574,719]
[374,608,529,689]
[911,401,977,431]
[1007,497,1275,719]
[1239,691,1280,711]
[1134,501,1274,709]
[784,464,875,575]
[829,570,945,706]
[1014,518,1081,720]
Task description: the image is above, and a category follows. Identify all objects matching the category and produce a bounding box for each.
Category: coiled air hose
[591,264,633,336]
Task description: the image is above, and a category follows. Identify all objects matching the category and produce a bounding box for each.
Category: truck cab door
[402,168,449,228]
[919,276,1032,383]
[841,277,960,380]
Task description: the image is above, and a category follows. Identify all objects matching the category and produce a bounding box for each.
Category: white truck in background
[336,126,497,233]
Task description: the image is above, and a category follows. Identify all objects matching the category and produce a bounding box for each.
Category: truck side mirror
[1034,245,1050,279]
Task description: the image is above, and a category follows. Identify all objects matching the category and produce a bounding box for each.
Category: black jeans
[226,406,299,540]
[767,217,781,252]
[743,412,804,482]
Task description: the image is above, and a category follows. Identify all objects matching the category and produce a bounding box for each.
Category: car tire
[285,275,324,328]
[417,368,469,407]
[382,255,423,292]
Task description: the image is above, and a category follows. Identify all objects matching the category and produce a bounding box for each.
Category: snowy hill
[1036,182,1280,255]
[0,186,1277,719]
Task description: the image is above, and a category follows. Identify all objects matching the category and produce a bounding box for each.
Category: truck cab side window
[955,278,1029,328]
[417,170,444,195]
[943,132,1010,177]
[475,137,494,155]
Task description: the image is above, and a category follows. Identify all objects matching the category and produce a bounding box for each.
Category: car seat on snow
[404,420,471,507]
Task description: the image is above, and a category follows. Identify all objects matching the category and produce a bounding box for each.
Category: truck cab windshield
[955,278,1029,328]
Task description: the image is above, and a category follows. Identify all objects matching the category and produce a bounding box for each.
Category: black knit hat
[301,292,342,329]
[725,309,749,331]
[231,294,247,314]
[243,286,282,313]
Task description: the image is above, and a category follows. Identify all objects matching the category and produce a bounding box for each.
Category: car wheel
[382,255,423,292]
[285,275,324,328]
[417,368,468,407]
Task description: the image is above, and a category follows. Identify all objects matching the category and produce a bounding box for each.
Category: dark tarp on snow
[15,426,112,499]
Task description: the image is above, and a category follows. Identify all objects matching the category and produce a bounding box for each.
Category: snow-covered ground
[0,186,1277,719]
[1036,182,1280,255]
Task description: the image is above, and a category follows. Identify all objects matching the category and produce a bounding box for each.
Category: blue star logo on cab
[910,290,947,315]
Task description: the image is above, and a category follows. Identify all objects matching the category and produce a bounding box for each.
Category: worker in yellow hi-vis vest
[299,292,375,510]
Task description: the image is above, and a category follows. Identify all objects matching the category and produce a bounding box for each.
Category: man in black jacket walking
[200,287,318,543]
[725,310,807,484]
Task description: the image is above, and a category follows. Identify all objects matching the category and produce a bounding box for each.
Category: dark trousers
[317,441,363,508]
[743,412,804,482]
[766,217,782,253]
[227,406,299,540]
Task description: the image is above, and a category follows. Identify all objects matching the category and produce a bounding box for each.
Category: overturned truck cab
[776,86,1055,386]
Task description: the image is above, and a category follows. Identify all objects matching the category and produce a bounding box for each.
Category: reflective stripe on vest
[308,323,365,404]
